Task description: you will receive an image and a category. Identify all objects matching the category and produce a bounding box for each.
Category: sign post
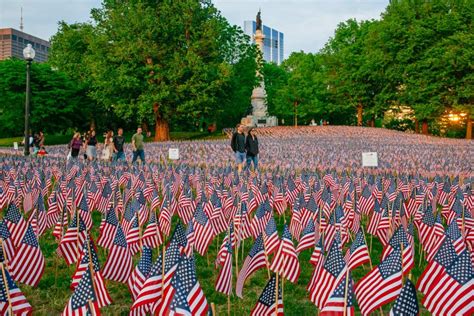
[168,148,180,160]
[362,152,378,167]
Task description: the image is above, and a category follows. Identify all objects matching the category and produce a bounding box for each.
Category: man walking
[113,128,126,161]
[231,124,246,174]
[132,127,145,164]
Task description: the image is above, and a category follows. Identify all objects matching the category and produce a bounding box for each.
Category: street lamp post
[23,43,35,156]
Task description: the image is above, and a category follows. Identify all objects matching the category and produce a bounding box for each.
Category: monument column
[241,10,277,127]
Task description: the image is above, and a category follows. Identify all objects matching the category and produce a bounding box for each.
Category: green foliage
[49,0,258,135]
[0,59,95,137]
[263,0,472,136]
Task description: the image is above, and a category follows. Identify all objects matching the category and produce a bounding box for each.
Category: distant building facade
[243,21,284,65]
[0,28,50,62]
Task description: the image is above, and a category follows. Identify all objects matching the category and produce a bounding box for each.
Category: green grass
[0,131,227,147]
[11,210,431,315]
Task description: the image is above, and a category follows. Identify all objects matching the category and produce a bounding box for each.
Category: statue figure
[256,10,262,31]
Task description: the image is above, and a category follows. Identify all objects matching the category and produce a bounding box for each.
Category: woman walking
[102,130,114,161]
[68,132,83,159]
[85,130,98,160]
[245,128,259,171]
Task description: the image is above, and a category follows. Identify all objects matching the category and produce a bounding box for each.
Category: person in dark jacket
[245,127,259,171]
[231,124,246,173]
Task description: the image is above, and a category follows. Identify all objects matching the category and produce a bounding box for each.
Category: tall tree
[0,59,93,137]
[50,0,256,141]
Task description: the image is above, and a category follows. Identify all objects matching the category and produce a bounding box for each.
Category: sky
[0,0,389,56]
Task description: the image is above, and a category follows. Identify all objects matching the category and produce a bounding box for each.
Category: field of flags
[0,126,473,315]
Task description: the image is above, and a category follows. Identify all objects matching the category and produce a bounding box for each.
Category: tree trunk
[414,119,419,133]
[369,118,375,127]
[153,102,170,141]
[466,118,473,139]
[357,104,363,126]
[421,120,429,135]
[155,116,170,142]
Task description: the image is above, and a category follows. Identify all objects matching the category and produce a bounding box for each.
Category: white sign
[362,152,378,167]
[13,142,18,150]
[168,148,180,160]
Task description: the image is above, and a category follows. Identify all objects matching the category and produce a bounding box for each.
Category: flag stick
[87,236,99,305]
[262,235,271,279]
[137,209,142,254]
[227,294,230,316]
[162,243,165,298]
[211,302,216,315]
[400,242,405,285]
[343,268,350,316]
[274,273,279,316]
[1,262,13,314]
[88,300,96,316]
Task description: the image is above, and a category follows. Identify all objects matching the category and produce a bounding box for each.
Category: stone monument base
[241,115,278,127]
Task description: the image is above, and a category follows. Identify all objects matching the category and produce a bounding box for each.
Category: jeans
[246,154,258,170]
[113,151,126,161]
[235,151,246,164]
[132,149,145,163]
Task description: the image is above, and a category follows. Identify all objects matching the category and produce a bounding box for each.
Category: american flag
[77,193,92,231]
[192,202,214,256]
[126,216,141,256]
[345,228,370,270]
[0,220,15,262]
[70,237,111,308]
[270,224,300,283]
[171,255,209,315]
[250,203,271,239]
[4,204,28,249]
[215,232,233,295]
[97,181,112,213]
[131,254,163,313]
[358,185,374,215]
[62,268,101,315]
[354,249,403,315]
[263,217,279,257]
[0,263,32,315]
[320,272,354,316]
[417,237,458,295]
[236,234,267,298]
[128,246,152,301]
[102,225,133,283]
[159,196,172,238]
[250,275,283,316]
[309,236,346,308]
[422,250,473,315]
[142,210,163,249]
[151,224,186,315]
[9,224,44,287]
[296,218,316,254]
[389,279,419,316]
[168,274,192,315]
[97,207,118,250]
[184,220,195,258]
[446,219,465,254]
[381,226,414,275]
[57,213,87,265]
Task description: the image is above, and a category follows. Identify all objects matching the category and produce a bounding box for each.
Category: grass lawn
[14,210,430,315]
[0,131,227,147]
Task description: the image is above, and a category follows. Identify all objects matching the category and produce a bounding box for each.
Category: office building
[243,21,284,65]
[0,28,50,62]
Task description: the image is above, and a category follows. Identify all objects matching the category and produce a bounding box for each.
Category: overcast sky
[0,0,389,56]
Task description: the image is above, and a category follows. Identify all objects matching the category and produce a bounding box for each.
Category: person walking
[68,132,83,159]
[131,127,145,164]
[113,128,126,161]
[245,127,259,171]
[231,124,246,174]
[84,130,98,161]
[101,130,114,161]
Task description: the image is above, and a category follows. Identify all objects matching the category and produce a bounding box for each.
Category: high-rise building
[243,21,284,65]
[0,28,50,63]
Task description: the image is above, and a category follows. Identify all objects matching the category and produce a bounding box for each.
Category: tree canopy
[50,0,258,140]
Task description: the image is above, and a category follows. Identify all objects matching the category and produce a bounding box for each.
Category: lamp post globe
[23,43,35,156]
